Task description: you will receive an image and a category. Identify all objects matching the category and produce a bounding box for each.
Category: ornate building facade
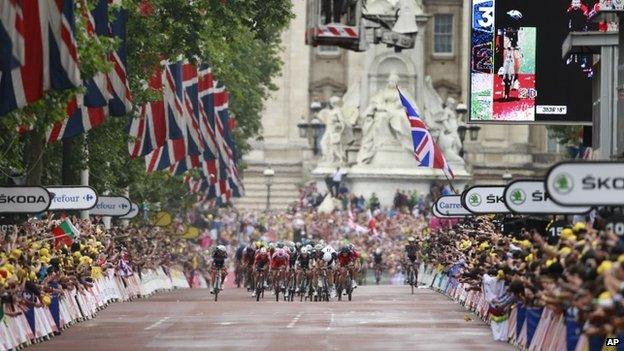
[236,0,563,209]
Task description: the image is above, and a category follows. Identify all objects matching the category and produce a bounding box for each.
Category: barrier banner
[526,307,543,346]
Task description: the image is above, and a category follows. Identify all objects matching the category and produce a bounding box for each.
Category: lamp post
[455,103,481,157]
[502,171,513,184]
[297,102,326,155]
[263,168,275,211]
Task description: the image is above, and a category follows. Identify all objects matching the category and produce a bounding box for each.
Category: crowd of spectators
[0,215,211,333]
[421,214,624,340]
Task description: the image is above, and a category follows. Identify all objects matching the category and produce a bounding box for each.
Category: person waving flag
[397,87,454,180]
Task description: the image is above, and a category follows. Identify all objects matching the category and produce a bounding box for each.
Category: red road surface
[30,285,513,351]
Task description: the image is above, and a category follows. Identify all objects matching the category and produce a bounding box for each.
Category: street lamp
[297,102,326,155]
[502,171,513,184]
[263,168,275,211]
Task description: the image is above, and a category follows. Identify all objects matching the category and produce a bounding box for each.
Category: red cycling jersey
[254,252,270,267]
[337,250,359,266]
[270,253,290,269]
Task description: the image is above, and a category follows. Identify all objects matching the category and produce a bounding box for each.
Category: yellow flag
[153,212,172,227]
[182,226,200,239]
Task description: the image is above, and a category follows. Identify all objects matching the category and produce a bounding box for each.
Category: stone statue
[357,72,413,164]
[421,77,464,163]
[319,96,351,166]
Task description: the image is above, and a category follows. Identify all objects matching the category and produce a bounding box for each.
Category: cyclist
[372,247,383,284]
[297,246,313,289]
[210,245,228,294]
[404,237,420,285]
[271,248,290,290]
[253,247,270,296]
[336,245,359,289]
[242,244,258,291]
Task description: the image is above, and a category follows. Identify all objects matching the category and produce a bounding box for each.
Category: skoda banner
[90,196,132,217]
[461,186,510,214]
[546,161,624,206]
[47,186,98,211]
[504,180,591,214]
[0,187,51,213]
[120,203,139,219]
[435,195,471,217]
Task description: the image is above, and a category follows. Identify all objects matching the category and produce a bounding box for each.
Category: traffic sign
[47,186,98,210]
[504,180,591,214]
[0,187,51,214]
[434,195,471,217]
[90,196,132,217]
[120,203,139,219]
[461,186,510,214]
[546,161,624,206]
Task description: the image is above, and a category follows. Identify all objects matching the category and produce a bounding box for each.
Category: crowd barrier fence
[0,267,205,351]
[417,264,623,351]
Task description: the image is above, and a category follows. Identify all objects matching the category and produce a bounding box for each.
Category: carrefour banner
[469,0,593,124]
[435,195,471,217]
[503,180,591,214]
[47,186,98,211]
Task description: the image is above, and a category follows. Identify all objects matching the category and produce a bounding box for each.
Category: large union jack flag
[398,88,454,179]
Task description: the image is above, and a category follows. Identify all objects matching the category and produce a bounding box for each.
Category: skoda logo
[553,173,574,194]
[510,189,526,205]
[468,193,482,207]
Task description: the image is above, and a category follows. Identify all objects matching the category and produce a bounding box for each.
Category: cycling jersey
[289,251,298,268]
[212,250,227,268]
[271,253,290,269]
[405,244,418,261]
[243,247,255,264]
[373,252,382,265]
[254,252,269,269]
[337,252,356,266]
[298,255,311,270]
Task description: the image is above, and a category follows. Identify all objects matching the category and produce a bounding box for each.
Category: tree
[0,0,294,213]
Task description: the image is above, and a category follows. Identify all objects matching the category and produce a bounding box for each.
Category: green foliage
[0,0,293,211]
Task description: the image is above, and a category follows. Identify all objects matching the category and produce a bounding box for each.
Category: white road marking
[286,312,303,329]
[326,312,335,331]
[145,316,171,330]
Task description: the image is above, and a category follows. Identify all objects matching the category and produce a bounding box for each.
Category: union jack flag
[0,0,82,116]
[398,88,454,179]
[0,0,25,71]
[128,62,185,158]
[47,0,132,143]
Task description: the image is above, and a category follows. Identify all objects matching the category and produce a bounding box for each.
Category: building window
[433,14,453,54]
[318,45,340,56]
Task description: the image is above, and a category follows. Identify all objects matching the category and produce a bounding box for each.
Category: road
[30,285,512,351]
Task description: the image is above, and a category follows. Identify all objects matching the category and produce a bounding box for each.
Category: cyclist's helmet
[217,245,226,252]
[315,244,323,252]
[276,241,284,249]
[255,241,263,249]
[259,247,267,254]
[339,246,351,255]
[275,248,287,258]
[295,242,302,250]
[300,247,309,255]
[375,247,382,255]
[407,237,416,243]
[322,252,333,262]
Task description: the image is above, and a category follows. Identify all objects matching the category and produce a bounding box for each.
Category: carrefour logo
[468,193,482,206]
[510,189,526,205]
[553,173,574,194]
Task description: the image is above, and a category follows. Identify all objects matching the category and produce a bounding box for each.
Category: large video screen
[469,0,594,124]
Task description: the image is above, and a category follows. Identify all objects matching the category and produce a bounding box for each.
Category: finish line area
[28,285,510,351]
